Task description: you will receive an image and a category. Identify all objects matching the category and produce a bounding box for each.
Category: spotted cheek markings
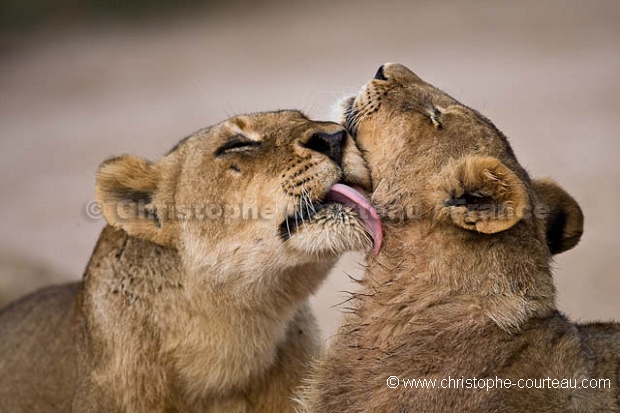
[353,87,384,129]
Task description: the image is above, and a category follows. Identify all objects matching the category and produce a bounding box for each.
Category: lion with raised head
[303,64,620,412]
[0,110,382,413]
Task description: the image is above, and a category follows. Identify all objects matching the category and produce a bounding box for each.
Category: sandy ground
[1,0,619,340]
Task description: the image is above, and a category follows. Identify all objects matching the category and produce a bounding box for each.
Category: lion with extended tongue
[0,110,382,413]
[302,64,620,413]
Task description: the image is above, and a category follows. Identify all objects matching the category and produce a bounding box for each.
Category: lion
[302,64,620,412]
[0,110,382,413]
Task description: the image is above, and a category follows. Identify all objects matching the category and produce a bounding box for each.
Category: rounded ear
[532,179,583,254]
[437,156,528,234]
[95,155,172,246]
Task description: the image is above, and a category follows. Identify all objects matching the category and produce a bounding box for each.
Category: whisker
[285,204,291,239]
[288,178,301,230]
[302,183,315,216]
[299,190,306,227]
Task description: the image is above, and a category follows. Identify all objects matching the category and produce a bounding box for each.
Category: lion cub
[304,64,620,412]
[0,110,382,413]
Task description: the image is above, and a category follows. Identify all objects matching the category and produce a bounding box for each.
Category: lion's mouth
[279,183,383,254]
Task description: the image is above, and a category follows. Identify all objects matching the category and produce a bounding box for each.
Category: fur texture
[301,64,619,413]
[0,110,375,412]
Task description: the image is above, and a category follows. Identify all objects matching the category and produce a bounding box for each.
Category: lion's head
[95,110,382,281]
[340,63,582,255]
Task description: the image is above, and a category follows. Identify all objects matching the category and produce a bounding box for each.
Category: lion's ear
[532,179,583,254]
[95,155,171,245]
[438,156,528,234]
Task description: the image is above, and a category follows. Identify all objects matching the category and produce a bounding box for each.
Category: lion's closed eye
[215,134,262,156]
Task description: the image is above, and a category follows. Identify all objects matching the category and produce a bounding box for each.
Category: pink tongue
[325,183,383,254]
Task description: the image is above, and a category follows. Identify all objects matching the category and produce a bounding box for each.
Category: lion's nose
[304,130,344,167]
[374,64,388,80]
[375,62,423,84]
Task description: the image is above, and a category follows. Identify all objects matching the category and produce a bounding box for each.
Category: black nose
[374,64,388,80]
[304,130,344,167]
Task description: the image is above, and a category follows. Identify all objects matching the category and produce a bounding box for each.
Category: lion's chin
[280,184,383,256]
[284,204,373,256]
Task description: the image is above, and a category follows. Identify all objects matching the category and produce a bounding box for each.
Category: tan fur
[303,64,619,412]
[0,110,375,413]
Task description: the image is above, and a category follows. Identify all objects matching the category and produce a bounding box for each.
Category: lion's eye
[215,134,261,156]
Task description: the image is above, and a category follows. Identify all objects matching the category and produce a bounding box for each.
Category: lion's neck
[84,226,329,401]
[170,258,332,395]
[359,221,557,332]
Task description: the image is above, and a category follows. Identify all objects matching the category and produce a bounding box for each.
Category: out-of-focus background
[1,0,619,339]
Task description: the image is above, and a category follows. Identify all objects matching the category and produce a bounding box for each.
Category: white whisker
[285,204,291,239]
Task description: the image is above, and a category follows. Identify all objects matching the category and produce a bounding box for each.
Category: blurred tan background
[1,0,619,341]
